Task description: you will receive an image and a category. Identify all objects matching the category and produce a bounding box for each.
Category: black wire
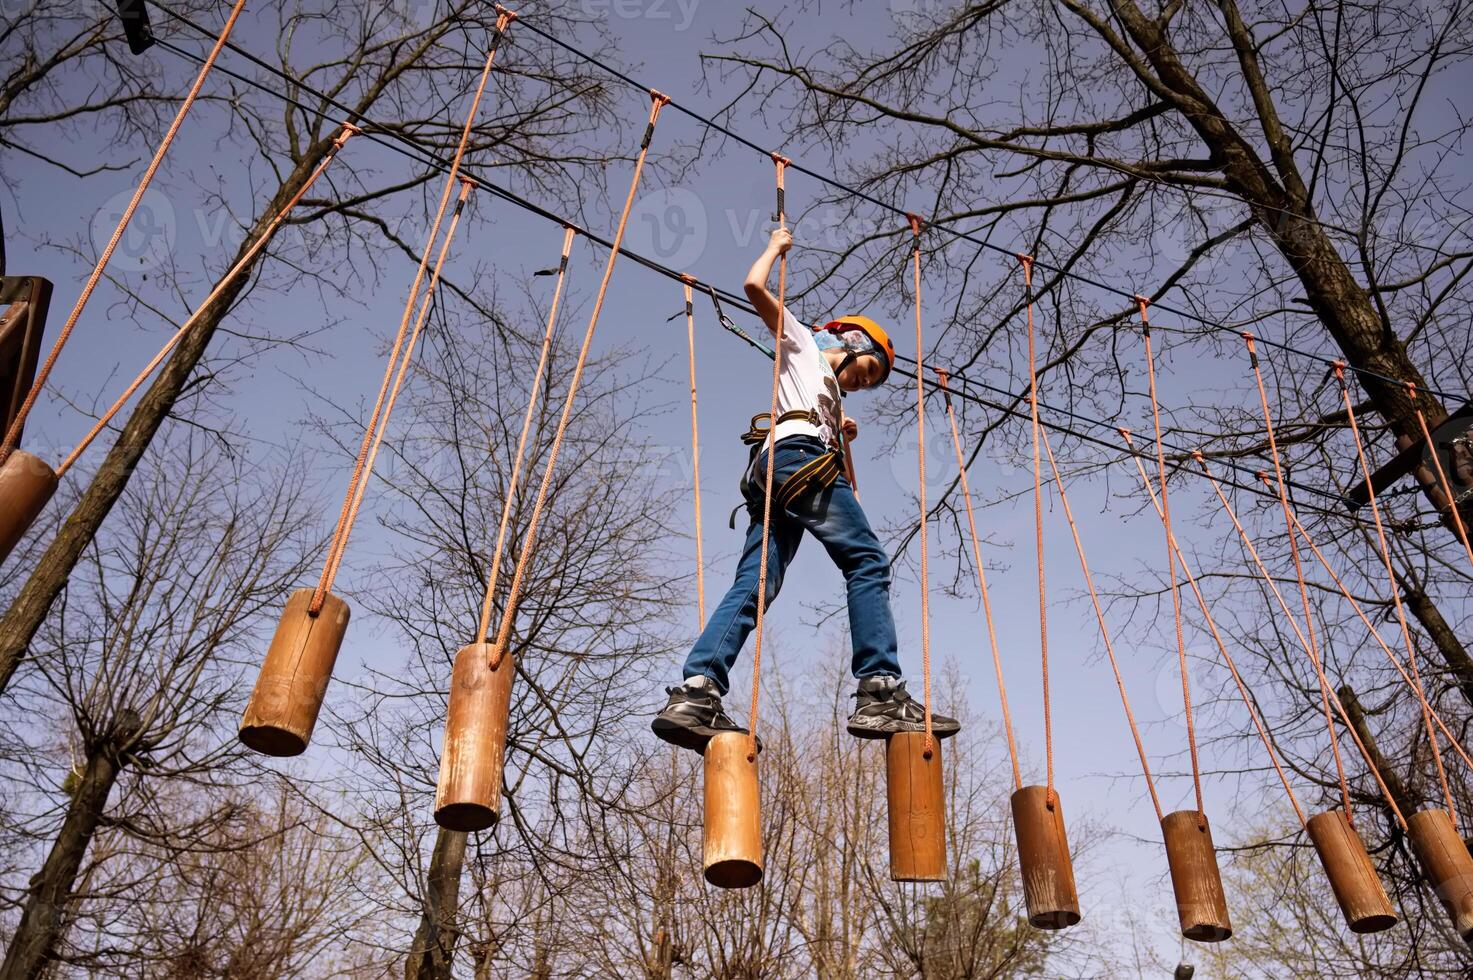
[506,10,1464,406]
[142,7,1401,527]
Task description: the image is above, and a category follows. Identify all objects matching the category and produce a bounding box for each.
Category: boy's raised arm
[743,227,793,337]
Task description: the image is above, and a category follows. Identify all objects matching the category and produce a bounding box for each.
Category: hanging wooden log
[886,732,946,881]
[1307,809,1396,933]
[238,588,349,756]
[703,731,761,889]
[0,450,57,564]
[1161,809,1232,942]
[1407,807,1473,943]
[434,642,515,832]
[1010,785,1081,928]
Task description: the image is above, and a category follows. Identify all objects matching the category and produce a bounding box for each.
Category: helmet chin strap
[832,350,881,392]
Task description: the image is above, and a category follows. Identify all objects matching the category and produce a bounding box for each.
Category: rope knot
[906,212,924,237]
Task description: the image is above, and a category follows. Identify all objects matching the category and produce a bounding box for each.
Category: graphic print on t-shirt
[769,306,845,449]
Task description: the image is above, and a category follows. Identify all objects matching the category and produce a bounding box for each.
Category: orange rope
[910,215,934,754]
[0,0,252,466]
[491,92,670,667]
[476,226,576,642]
[680,276,706,623]
[1120,432,1311,828]
[936,369,1022,791]
[1020,256,1054,801]
[1406,382,1473,573]
[1242,335,1353,820]
[1188,453,1405,828]
[311,11,513,614]
[1280,494,1473,775]
[56,124,360,478]
[1038,423,1163,820]
[1135,297,1205,821]
[324,179,476,596]
[1336,365,1456,823]
[745,151,789,760]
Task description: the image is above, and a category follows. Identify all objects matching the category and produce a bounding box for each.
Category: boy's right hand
[767,227,793,255]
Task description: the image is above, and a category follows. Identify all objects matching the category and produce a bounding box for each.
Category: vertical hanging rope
[679,275,707,622]
[1278,493,1473,774]
[745,151,789,760]
[1037,422,1163,821]
[0,0,252,466]
[311,10,514,614]
[475,225,577,642]
[1242,334,1353,821]
[1191,452,1411,829]
[909,215,934,755]
[1335,364,1457,824]
[1117,433,1313,829]
[1021,255,1054,804]
[936,368,1021,791]
[1405,381,1473,572]
[1135,297,1205,823]
[490,91,670,666]
[324,179,476,595]
[55,124,360,477]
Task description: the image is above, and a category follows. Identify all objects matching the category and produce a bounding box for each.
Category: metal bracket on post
[115,0,156,55]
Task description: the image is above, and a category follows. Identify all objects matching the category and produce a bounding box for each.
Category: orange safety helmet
[819,315,896,386]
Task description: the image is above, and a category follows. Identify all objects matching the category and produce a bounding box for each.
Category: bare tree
[0,432,317,976]
[0,0,619,696]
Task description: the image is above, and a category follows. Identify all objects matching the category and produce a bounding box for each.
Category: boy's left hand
[842,417,859,442]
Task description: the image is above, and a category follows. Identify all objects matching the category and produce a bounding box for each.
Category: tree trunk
[1395,567,1473,710]
[0,139,336,697]
[0,739,124,978]
[1337,684,1418,819]
[1110,1,1454,529]
[405,827,468,980]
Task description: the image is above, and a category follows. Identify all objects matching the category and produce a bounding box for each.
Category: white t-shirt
[769,306,844,449]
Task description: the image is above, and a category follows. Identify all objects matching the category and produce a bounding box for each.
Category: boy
[652,227,961,751]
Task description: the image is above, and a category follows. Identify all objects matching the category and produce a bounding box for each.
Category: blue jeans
[683,436,902,694]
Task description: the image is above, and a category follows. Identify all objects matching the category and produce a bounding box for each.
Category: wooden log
[1307,809,1396,934]
[887,732,946,881]
[1161,810,1232,942]
[1407,807,1473,943]
[1010,785,1081,929]
[0,450,57,565]
[703,731,761,889]
[434,642,515,832]
[238,588,349,756]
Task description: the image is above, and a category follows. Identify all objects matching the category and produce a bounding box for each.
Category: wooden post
[703,731,761,889]
[0,450,57,564]
[886,732,946,881]
[434,642,515,832]
[1307,809,1396,933]
[238,588,349,756]
[1161,810,1232,942]
[1407,807,1473,943]
[1010,785,1081,929]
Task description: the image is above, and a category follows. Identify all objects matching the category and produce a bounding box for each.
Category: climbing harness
[729,410,843,527]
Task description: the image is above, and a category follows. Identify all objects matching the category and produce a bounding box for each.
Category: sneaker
[846,676,961,740]
[651,677,750,753]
